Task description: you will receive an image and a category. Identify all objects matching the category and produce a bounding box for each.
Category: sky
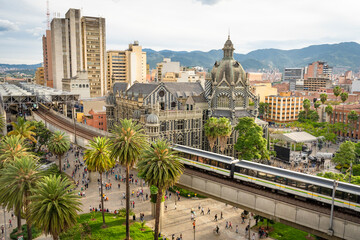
[1,0,360,64]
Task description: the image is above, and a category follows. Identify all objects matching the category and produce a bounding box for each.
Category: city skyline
[1,0,360,64]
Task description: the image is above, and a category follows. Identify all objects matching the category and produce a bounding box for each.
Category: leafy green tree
[259,102,270,121]
[204,117,218,150]
[30,121,52,153]
[48,131,70,173]
[84,137,114,227]
[0,157,41,240]
[333,141,356,167]
[320,93,328,104]
[137,140,184,240]
[298,110,319,122]
[217,117,232,152]
[29,175,81,240]
[110,119,148,240]
[347,110,359,137]
[234,117,270,161]
[8,117,37,143]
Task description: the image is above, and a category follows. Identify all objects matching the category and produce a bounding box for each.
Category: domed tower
[205,36,259,123]
[145,113,160,142]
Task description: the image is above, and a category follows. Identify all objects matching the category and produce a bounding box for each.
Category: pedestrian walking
[214,214,218,221]
[201,207,204,215]
[236,225,239,233]
[8,219,12,228]
[207,208,210,214]
[220,211,223,219]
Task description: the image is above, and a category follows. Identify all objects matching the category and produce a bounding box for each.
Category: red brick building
[82,109,107,131]
[329,104,360,139]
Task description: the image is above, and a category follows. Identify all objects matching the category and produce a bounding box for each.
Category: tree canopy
[333,141,356,166]
[234,117,269,161]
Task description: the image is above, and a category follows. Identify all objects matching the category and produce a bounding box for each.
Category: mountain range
[144,42,360,72]
[1,42,360,72]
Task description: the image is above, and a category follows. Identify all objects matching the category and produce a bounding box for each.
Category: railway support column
[328,180,338,236]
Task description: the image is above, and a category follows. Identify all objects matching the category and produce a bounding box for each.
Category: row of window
[236,167,359,203]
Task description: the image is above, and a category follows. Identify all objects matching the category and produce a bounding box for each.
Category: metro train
[173,144,360,214]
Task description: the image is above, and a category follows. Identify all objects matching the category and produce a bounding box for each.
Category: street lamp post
[328,180,338,236]
[3,208,6,240]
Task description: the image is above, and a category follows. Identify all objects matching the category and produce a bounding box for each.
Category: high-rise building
[283,68,304,91]
[304,77,332,91]
[304,61,332,79]
[81,16,106,97]
[106,41,146,90]
[107,50,127,90]
[42,30,53,88]
[51,9,83,90]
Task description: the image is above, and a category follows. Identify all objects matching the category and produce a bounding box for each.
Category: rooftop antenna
[46,0,50,29]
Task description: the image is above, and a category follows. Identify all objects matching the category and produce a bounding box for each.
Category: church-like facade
[106,37,265,157]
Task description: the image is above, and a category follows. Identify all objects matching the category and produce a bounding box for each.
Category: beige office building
[35,67,45,85]
[106,41,146,90]
[81,16,106,97]
[51,8,83,90]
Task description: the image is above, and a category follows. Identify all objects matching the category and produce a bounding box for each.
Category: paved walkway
[1,145,273,240]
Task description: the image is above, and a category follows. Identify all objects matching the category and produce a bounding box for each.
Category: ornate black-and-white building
[106,37,265,157]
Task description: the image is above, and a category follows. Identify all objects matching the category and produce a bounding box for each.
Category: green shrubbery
[168,186,206,198]
[10,225,42,240]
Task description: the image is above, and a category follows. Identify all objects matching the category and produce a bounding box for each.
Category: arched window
[235,95,244,107]
[217,95,229,108]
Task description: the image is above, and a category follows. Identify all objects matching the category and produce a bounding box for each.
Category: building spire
[228,28,230,40]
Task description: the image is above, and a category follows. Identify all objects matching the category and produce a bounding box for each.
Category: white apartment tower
[51,9,83,90]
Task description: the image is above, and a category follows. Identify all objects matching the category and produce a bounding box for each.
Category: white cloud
[0,19,19,32]
[1,0,360,64]
[194,0,222,5]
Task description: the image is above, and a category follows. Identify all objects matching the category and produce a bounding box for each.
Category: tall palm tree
[0,135,38,231]
[8,117,37,143]
[320,93,328,105]
[333,86,342,103]
[48,131,70,173]
[0,157,41,240]
[0,135,37,166]
[84,137,114,227]
[325,104,333,122]
[303,99,311,119]
[204,117,219,150]
[347,110,359,138]
[314,101,321,111]
[0,113,5,136]
[137,139,184,240]
[340,92,349,123]
[29,175,82,240]
[110,119,148,240]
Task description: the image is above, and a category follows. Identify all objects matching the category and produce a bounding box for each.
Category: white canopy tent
[275,131,320,143]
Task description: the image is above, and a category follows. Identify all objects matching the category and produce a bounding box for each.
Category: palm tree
[314,101,321,111]
[0,157,41,240]
[325,104,333,122]
[347,110,359,138]
[110,119,148,240]
[137,140,184,240]
[339,92,349,131]
[48,131,70,173]
[217,117,232,152]
[320,93,327,105]
[29,175,82,240]
[0,113,5,136]
[0,135,37,166]
[333,86,342,103]
[8,117,37,143]
[0,135,38,231]
[204,117,218,150]
[84,137,114,227]
[303,99,311,119]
